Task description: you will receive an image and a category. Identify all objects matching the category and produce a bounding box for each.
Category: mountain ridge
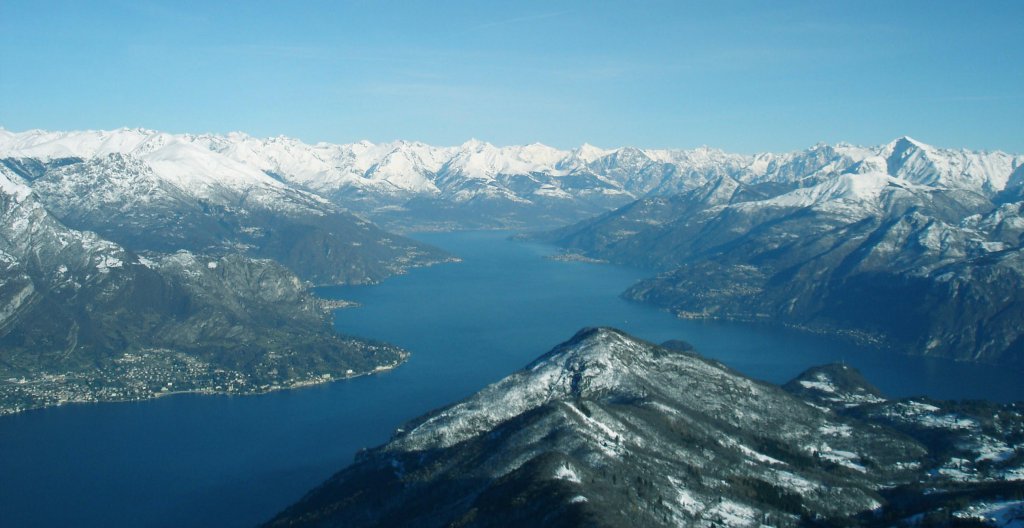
[265,328,1024,528]
[4,128,1018,230]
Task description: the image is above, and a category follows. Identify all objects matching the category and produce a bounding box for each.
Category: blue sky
[1,1,1021,152]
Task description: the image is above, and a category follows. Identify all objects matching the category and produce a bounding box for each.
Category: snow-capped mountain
[0,129,451,285]
[538,138,1024,366]
[5,128,1017,231]
[265,328,1024,527]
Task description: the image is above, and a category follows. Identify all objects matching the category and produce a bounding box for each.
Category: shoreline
[0,356,408,419]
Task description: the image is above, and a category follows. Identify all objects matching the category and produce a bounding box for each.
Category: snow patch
[799,380,836,393]
[553,465,581,483]
[95,254,124,272]
[736,443,785,465]
[953,500,1024,527]
[818,424,854,438]
[708,499,758,527]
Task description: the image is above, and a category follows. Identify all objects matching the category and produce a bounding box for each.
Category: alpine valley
[5,127,1021,371]
[1,128,1023,527]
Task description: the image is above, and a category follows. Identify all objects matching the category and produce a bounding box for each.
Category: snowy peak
[884,135,943,185]
[742,171,930,218]
[887,135,931,152]
[602,146,654,168]
[442,140,567,180]
[881,136,1020,192]
[458,138,490,151]
[0,128,338,219]
[0,128,453,286]
[0,127,168,160]
[555,142,612,170]
[575,142,609,161]
[142,139,292,194]
[525,326,638,367]
[388,327,787,454]
[389,327,658,451]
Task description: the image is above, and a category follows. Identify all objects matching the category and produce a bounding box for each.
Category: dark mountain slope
[266,328,935,528]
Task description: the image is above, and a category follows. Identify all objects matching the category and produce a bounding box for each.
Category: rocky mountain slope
[783,363,1024,525]
[0,171,405,415]
[540,139,1024,366]
[265,328,1023,527]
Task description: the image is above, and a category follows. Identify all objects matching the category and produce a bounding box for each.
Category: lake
[1,230,1020,527]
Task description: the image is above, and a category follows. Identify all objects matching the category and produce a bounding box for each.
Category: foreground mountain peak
[387,327,665,452]
[268,328,951,527]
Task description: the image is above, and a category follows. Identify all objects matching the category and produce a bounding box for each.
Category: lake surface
[1,231,1020,528]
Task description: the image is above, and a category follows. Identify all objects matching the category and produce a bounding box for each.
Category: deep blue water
[1,230,1020,528]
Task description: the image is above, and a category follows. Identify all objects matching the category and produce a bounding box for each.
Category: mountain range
[2,127,1022,525]
[2,127,1022,414]
[7,129,1017,232]
[0,129,452,285]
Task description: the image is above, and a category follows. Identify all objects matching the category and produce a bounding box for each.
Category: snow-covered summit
[744,171,934,218]
[389,327,795,453]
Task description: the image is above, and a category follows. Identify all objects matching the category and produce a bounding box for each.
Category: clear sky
[1,0,1021,153]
